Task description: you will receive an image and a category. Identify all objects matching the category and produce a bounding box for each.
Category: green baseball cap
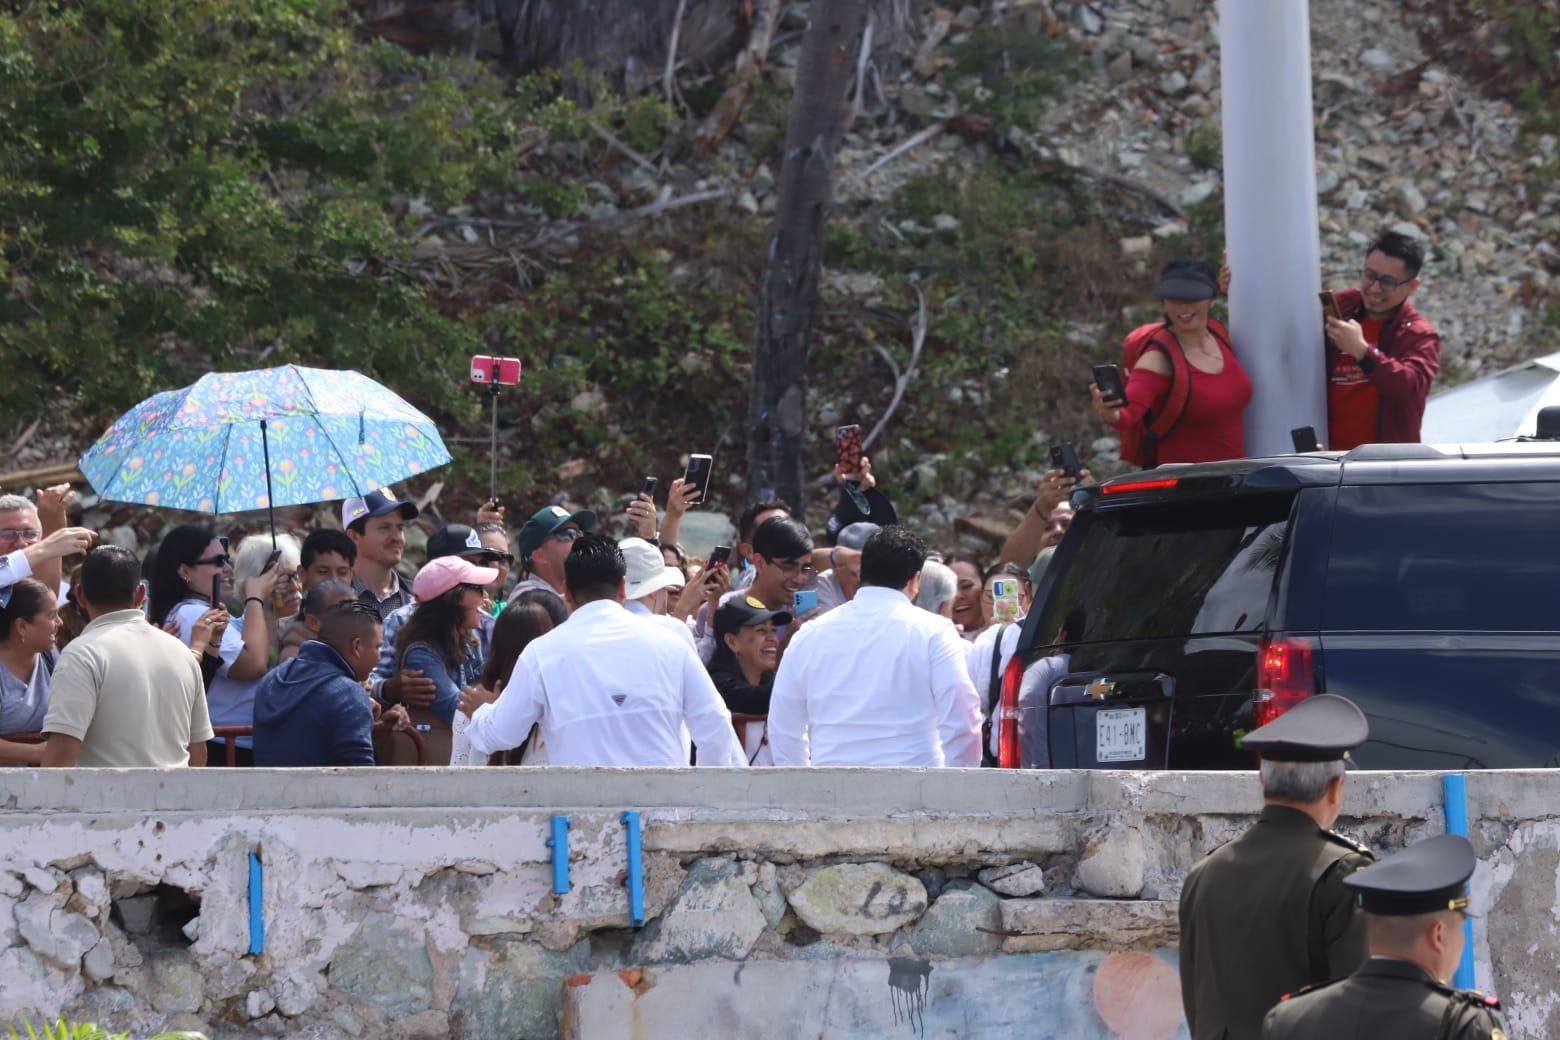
[516,504,597,562]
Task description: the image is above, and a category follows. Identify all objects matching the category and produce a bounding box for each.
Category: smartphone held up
[1049,442,1082,480]
[683,454,714,506]
[470,356,522,385]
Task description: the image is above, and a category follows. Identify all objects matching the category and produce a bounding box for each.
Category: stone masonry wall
[0,769,1557,1039]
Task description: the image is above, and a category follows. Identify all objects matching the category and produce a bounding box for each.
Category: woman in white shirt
[149,525,278,766]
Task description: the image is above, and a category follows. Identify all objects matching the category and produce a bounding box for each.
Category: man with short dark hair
[253,601,387,767]
[460,533,745,767]
[693,515,816,662]
[767,526,983,767]
[1323,230,1440,448]
[731,498,791,590]
[342,490,420,616]
[278,579,357,663]
[1179,695,1375,1040]
[299,528,356,592]
[40,546,212,767]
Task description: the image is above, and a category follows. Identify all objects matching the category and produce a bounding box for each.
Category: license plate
[1096,707,1146,763]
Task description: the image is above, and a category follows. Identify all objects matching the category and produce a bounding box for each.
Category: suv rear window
[1324,482,1560,631]
[1037,493,1296,644]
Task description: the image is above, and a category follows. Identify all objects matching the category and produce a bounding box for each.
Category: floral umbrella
[79,366,451,542]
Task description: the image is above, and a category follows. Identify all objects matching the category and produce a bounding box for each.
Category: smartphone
[991,578,1022,623]
[1049,442,1082,479]
[683,454,714,505]
[1319,291,1343,323]
[1291,426,1320,453]
[792,588,818,616]
[260,548,282,575]
[834,424,864,472]
[1092,364,1127,403]
[469,355,522,385]
[640,476,658,500]
[210,574,223,609]
[706,545,732,571]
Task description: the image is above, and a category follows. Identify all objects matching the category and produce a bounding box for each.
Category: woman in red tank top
[1090,259,1252,465]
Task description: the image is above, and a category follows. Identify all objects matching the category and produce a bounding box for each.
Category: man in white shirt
[460,533,746,767]
[767,526,984,767]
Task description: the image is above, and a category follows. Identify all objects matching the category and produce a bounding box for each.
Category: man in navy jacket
[253,600,384,766]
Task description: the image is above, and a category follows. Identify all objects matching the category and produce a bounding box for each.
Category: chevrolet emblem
[1085,678,1116,702]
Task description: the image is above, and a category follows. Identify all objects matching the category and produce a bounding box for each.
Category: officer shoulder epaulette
[1433,986,1505,1040]
[1278,976,1347,1002]
[1322,830,1373,858]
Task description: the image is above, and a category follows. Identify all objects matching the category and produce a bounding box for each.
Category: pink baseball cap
[412,556,498,603]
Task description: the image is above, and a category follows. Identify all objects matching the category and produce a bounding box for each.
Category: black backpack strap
[980,623,1012,767]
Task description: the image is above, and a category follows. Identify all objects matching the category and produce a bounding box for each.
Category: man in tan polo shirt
[41,545,213,767]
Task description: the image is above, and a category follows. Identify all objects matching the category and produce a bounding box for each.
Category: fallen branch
[0,461,82,488]
[5,417,42,460]
[843,13,874,132]
[663,0,689,109]
[1070,165,1187,220]
[589,122,658,175]
[849,119,948,182]
[863,286,927,453]
[693,0,782,157]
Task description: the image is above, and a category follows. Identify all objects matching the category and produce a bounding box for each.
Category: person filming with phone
[1090,258,1251,467]
[1319,231,1439,449]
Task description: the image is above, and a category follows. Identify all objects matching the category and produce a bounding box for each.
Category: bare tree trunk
[745,1,869,513]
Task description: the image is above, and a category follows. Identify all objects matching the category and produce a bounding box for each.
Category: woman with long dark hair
[450,589,568,766]
[149,524,277,766]
[0,578,61,764]
[396,555,498,765]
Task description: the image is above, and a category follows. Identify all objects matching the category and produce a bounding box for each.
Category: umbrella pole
[260,419,277,549]
[489,380,500,505]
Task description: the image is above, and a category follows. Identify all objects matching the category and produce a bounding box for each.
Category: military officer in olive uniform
[1178,695,1375,1040]
[1261,833,1508,1039]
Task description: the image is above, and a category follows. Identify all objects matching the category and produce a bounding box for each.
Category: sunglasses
[191,554,232,568]
[549,527,583,543]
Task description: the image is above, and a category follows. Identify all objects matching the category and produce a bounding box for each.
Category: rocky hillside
[2,0,1555,556]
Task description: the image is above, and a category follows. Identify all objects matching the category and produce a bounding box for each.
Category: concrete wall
[0,768,1554,1039]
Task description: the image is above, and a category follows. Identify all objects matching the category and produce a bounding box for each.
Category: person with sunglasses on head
[512,505,597,602]
[1320,230,1440,450]
[149,525,279,766]
[473,521,515,616]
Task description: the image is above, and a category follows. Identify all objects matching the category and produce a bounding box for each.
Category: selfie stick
[487,360,501,504]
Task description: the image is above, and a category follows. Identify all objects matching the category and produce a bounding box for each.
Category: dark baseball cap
[1151,259,1219,302]
[516,504,597,561]
[426,523,496,562]
[342,489,418,529]
[714,595,793,640]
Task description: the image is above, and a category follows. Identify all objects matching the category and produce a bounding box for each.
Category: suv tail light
[997,655,1027,768]
[1253,635,1319,728]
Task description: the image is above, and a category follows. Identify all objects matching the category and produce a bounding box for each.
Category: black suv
[995,443,1560,771]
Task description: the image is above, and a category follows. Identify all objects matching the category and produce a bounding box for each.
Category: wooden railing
[6,723,427,766]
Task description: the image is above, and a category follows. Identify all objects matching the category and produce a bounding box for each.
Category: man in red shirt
[1323,232,1440,449]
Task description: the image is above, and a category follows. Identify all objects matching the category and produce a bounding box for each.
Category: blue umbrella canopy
[79,366,451,514]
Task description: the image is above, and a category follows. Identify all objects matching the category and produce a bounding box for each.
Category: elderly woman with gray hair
[232,533,302,662]
[912,559,958,619]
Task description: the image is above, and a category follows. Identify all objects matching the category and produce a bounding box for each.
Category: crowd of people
[0,444,1076,771]
[0,227,1443,771]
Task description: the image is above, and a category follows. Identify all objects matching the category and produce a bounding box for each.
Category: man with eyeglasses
[691,515,819,663]
[1322,230,1440,450]
[512,504,597,602]
[0,489,95,599]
